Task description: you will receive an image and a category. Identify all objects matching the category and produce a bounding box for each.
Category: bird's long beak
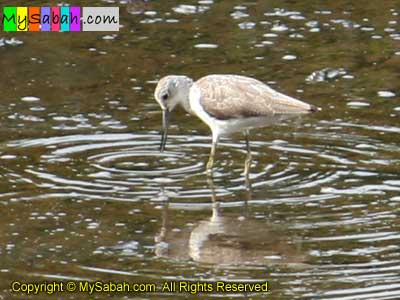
[160,109,170,151]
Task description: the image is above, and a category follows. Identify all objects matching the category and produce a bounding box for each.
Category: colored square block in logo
[29,7,40,31]
[17,7,28,31]
[51,7,60,32]
[60,6,69,32]
[41,7,51,31]
[3,7,17,32]
[70,7,81,31]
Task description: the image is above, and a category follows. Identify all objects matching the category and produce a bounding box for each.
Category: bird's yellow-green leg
[206,134,218,172]
[244,130,252,175]
[206,141,216,171]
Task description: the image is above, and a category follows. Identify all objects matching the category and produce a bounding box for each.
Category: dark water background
[0,0,399,299]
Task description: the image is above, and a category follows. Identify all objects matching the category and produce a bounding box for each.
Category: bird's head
[154,75,194,151]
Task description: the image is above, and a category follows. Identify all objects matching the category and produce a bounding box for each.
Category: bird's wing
[196,75,313,120]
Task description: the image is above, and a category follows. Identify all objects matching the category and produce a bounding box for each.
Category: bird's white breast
[189,84,223,137]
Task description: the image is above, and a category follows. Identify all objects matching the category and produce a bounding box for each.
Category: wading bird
[154,74,318,173]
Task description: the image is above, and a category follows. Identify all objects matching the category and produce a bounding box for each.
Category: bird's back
[195,74,315,120]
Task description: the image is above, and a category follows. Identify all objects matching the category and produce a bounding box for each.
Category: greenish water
[0,1,399,299]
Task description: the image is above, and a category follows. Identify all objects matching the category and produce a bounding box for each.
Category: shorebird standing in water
[154,74,319,173]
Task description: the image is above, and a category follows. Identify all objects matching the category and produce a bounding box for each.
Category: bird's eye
[161,93,169,101]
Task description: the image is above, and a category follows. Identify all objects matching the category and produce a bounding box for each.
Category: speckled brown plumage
[196,75,314,120]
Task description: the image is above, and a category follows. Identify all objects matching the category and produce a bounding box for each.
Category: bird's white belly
[215,114,292,136]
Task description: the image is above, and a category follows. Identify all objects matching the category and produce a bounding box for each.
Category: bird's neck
[180,94,194,115]
[178,81,195,115]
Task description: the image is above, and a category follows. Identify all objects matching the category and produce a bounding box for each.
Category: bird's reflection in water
[155,173,308,266]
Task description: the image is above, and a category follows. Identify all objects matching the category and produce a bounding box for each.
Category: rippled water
[1,0,399,299]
